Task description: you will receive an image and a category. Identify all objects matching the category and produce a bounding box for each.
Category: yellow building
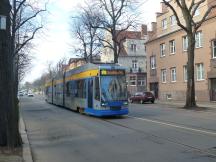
[146,0,216,101]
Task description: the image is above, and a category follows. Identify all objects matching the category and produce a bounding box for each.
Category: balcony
[130,67,144,73]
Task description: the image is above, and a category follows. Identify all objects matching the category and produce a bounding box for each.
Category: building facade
[101,25,148,96]
[146,0,216,101]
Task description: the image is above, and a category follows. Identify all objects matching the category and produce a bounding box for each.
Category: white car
[28,93,34,97]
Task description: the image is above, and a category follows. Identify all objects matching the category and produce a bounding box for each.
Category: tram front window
[101,76,127,102]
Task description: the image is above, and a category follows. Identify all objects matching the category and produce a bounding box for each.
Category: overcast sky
[23,0,161,83]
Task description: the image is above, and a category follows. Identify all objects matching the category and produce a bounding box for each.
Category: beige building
[146,0,216,101]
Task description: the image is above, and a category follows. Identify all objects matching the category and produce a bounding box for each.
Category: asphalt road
[20,96,216,162]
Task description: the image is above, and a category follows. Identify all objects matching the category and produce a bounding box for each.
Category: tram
[45,63,129,116]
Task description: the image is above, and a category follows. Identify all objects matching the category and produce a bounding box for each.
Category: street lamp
[0,15,6,30]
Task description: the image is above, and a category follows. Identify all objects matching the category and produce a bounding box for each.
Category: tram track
[128,115,216,135]
[101,116,216,158]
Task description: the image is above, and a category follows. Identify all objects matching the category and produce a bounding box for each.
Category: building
[101,25,148,95]
[146,0,216,101]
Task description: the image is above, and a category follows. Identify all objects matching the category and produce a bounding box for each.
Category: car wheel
[151,100,155,104]
[140,100,144,104]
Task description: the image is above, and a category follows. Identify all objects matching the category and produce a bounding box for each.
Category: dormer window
[162,18,167,30]
[170,15,176,26]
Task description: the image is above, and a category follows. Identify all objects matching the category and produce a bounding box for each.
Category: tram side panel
[64,79,87,111]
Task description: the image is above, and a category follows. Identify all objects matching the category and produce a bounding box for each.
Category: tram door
[87,79,93,108]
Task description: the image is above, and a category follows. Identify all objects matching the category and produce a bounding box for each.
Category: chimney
[151,22,157,33]
[161,2,168,13]
[141,24,147,38]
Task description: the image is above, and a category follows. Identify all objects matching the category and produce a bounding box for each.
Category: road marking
[127,115,216,136]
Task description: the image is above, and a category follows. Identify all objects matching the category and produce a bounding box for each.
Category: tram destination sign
[100,69,125,76]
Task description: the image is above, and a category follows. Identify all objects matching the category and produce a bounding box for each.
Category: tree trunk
[185,32,197,108]
[0,0,21,148]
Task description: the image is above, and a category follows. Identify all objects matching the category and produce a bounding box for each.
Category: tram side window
[77,80,86,98]
[45,87,48,95]
[71,81,77,97]
[95,77,100,100]
[66,82,70,97]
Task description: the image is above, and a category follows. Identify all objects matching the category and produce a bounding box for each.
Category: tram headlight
[101,102,108,107]
[123,101,128,105]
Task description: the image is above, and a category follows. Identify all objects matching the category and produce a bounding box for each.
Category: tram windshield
[101,75,127,102]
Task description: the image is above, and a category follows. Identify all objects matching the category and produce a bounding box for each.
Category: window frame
[150,56,156,69]
[130,44,137,52]
[132,60,138,70]
[129,76,136,86]
[170,67,176,82]
[169,40,176,54]
[183,35,188,51]
[162,18,167,30]
[161,69,167,83]
[170,15,176,26]
[196,63,205,81]
[160,43,166,57]
[212,40,216,59]
[137,76,146,86]
[195,31,202,48]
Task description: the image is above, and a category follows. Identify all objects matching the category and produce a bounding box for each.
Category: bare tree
[0,0,22,148]
[46,58,67,80]
[94,0,138,63]
[162,0,216,108]
[11,0,46,94]
[71,3,103,63]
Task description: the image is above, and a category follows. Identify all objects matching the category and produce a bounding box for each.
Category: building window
[162,18,167,30]
[196,63,204,81]
[169,40,176,54]
[130,44,137,52]
[161,69,167,83]
[183,35,188,51]
[137,76,145,86]
[195,31,202,48]
[160,43,166,57]
[150,56,156,69]
[170,67,176,82]
[212,40,216,58]
[170,15,176,26]
[183,65,188,81]
[130,76,136,86]
[132,60,138,70]
[0,16,6,30]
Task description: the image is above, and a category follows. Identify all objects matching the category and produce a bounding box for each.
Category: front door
[88,79,93,108]
[150,82,159,99]
[210,79,216,101]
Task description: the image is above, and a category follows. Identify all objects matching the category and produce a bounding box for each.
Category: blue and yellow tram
[45,63,129,116]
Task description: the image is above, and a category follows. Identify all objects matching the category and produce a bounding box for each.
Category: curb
[20,116,33,162]
[156,101,216,110]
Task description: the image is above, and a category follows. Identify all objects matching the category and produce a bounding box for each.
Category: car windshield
[101,75,127,102]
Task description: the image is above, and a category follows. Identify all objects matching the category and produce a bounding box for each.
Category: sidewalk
[156,100,216,109]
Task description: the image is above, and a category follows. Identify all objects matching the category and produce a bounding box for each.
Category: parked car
[18,92,24,97]
[129,92,155,104]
